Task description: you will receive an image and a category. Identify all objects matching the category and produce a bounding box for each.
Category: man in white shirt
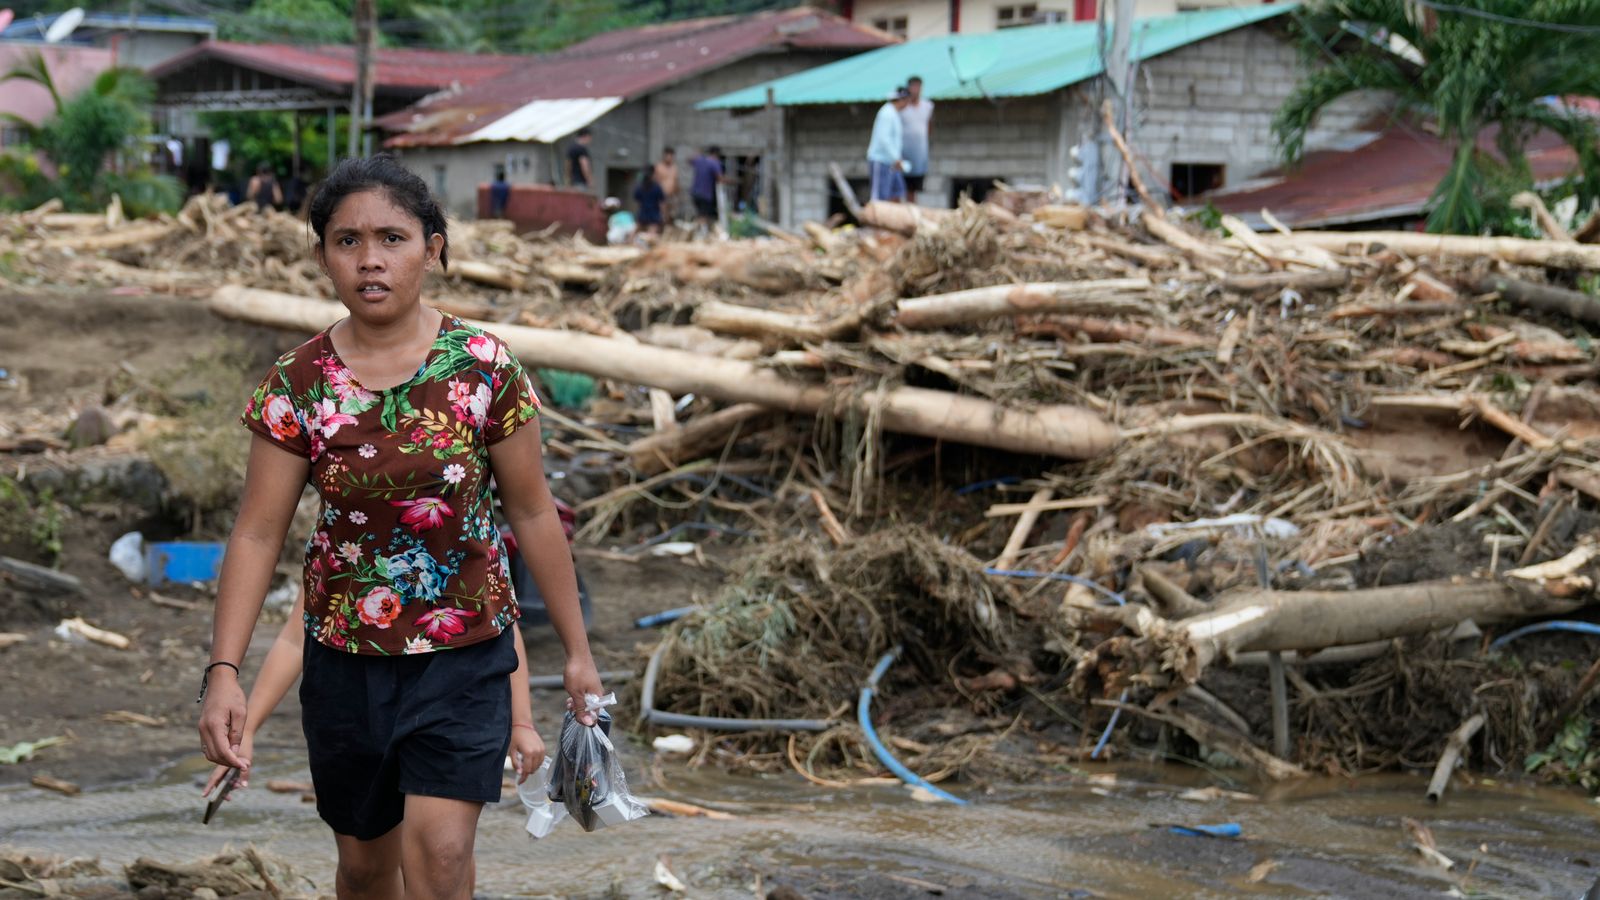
[867,87,910,203]
[899,75,934,203]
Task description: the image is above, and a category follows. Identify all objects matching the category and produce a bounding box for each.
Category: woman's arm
[204,588,306,796]
[487,424,603,723]
[506,622,545,782]
[199,436,310,770]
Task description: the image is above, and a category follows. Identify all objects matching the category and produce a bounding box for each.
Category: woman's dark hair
[308,154,449,271]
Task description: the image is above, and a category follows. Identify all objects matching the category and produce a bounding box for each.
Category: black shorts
[693,196,717,218]
[300,627,517,840]
[905,174,926,192]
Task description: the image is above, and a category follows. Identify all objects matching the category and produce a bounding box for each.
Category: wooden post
[348,0,376,159]
[764,87,779,223]
[291,112,303,181]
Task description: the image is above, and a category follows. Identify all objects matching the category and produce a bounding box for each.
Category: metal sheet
[462,96,624,144]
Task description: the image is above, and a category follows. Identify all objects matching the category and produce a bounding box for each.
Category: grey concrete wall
[784,93,1060,225]
[1134,24,1389,194]
[395,142,555,221]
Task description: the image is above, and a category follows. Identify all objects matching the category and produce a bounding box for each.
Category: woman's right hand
[198,672,251,772]
[203,732,255,797]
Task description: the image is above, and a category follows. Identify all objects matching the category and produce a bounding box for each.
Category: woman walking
[198,155,603,898]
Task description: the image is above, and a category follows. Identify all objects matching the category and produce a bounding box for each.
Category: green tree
[201,109,342,180]
[224,0,355,43]
[0,54,181,216]
[1274,0,1600,234]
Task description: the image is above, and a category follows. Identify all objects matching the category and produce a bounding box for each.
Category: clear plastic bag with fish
[546,692,648,832]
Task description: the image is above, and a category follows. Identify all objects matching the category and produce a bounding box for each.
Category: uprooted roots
[649,526,1073,779]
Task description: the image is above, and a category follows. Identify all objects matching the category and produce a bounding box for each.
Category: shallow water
[2,746,1597,899]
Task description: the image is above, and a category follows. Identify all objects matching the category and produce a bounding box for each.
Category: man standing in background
[654,147,679,221]
[690,145,724,231]
[899,75,933,204]
[867,87,909,203]
[567,128,593,189]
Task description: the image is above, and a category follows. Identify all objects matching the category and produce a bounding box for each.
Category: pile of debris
[7,160,1600,790]
[0,849,309,899]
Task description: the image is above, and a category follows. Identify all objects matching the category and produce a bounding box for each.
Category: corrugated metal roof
[697,5,1296,109]
[147,41,527,96]
[463,97,624,144]
[381,6,891,148]
[1209,125,1581,229]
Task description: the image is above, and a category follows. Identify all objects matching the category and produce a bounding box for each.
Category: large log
[629,403,770,475]
[210,286,1121,460]
[692,300,861,343]
[857,201,951,235]
[45,221,179,251]
[1256,230,1600,270]
[1476,274,1600,326]
[893,280,1151,330]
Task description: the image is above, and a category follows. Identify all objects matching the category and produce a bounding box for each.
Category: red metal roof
[147,40,526,96]
[380,6,893,148]
[1209,124,1581,229]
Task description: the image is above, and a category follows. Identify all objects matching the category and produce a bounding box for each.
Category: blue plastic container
[145,541,225,585]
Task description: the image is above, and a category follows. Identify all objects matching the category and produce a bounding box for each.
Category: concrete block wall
[1134,25,1390,195]
[785,94,1059,225]
[396,142,555,221]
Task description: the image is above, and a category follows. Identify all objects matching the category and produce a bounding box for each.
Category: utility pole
[348,0,377,159]
[1099,0,1134,205]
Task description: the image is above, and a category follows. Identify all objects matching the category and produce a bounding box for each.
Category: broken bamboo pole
[1255,230,1600,270]
[210,286,1121,460]
[893,280,1151,330]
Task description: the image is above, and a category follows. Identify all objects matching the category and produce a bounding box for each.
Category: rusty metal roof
[147,40,527,97]
[380,6,892,148]
[1210,125,1581,229]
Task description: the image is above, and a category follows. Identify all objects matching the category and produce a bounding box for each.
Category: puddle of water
[2,749,1598,899]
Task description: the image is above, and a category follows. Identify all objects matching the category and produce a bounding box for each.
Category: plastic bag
[108,531,145,582]
[515,756,567,839]
[547,693,648,832]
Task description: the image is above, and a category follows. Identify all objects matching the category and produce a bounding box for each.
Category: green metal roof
[697,5,1298,110]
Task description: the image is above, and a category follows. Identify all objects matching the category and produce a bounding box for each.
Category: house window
[948,176,999,206]
[827,174,870,222]
[996,4,1038,28]
[1170,162,1225,201]
[433,165,448,202]
[871,15,908,38]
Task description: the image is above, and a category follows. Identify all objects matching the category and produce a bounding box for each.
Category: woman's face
[317,189,443,327]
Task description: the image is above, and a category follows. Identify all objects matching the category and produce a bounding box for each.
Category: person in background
[633,169,665,237]
[566,128,593,189]
[689,145,725,231]
[899,75,934,204]
[604,196,636,244]
[246,163,282,212]
[283,171,308,216]
[867,87,910,204]
[489,166,511,218]
[653,147,679,219]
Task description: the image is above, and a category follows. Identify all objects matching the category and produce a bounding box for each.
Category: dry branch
[628,403,769,476]
[1476,274,1600,326]
[893,280,1150,330]
[1256,230,1600,270]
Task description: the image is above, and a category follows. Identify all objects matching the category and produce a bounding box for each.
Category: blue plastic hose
[984,567,1128,759]
[1490,620,1600,651]
[859,647,968,805]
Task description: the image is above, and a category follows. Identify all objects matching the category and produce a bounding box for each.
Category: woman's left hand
[509,725,546,783]
[564,653,605,726]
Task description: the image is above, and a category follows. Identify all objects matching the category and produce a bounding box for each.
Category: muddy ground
[4,288,1600,899]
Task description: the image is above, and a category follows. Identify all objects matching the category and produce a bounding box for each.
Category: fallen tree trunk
[451,259,522,291]
[1476,274,1600,327]
[692,300,861,343]
[893,280,1151,330]
[858,201,951,235]
[210,286,1121,460]
[1222,269,1351,293]
[1093,564,1590,685]
[1256,230,1600,270]
[45,221,179,251]
[628,403,770,475]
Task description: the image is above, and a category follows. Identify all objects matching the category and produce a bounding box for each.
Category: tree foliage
[1275,0,1600,234]
[0,55,181,216]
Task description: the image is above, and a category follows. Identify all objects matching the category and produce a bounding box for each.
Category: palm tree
[1274,0,1600,234]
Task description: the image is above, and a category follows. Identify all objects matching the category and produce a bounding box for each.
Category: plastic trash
[1168,822,1242,838]
[547,693,648,832]
[651,734,695,755]
[516,757,567,839]
[263,580,300,610]
[145,540,226,585]
[109,531,145,582]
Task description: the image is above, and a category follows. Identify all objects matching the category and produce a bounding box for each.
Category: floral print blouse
[242,314,541,655]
